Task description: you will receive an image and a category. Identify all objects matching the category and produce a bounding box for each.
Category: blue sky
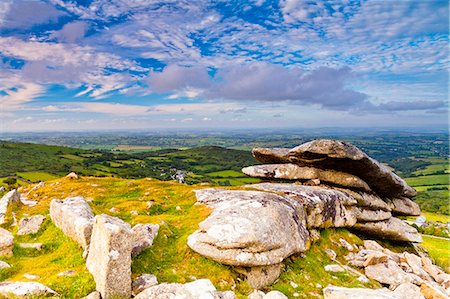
[0,0,448,131]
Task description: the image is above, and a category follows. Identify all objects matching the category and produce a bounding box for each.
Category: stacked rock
[187,139,422,289]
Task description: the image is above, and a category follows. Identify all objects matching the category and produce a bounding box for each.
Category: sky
[0,0,448,132]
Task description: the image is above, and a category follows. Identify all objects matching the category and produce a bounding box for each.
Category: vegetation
[421,235,450,272]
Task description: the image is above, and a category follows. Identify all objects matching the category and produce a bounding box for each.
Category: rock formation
[189,140,423,289]
[0,228,13,257]
[50,196,94,250]
[17,215,45,235]
[131,223,159,257]
[0,189,20,224]
[86,214,132,299]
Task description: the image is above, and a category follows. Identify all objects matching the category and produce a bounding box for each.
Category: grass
[421,235,450,272]
[405,212,450,223]
[16,172,59,183]
[206,170,245,178]
[405,174,450,187]
[60,154,85,161]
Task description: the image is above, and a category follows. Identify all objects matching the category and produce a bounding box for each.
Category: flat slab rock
[353,217,422,243]
[246,183,357,228]
[188,189,309,266]
[0,281,57,297]
[323,284,424,299]
[242,164,371,192]
[50,196,94,249]
[134,279,235,299]
[253,140,417,198]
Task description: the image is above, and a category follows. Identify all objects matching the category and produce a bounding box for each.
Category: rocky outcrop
[353,217,422,243]
[17,215,46,235]
[242,164,371,191]
[86,214,132,299]
[131,223,159,257]
[0,189,20,224]
[0,228,14,257]
[134,279,235,299]
[252,148,290,164]
[50,196,94,249]
[0,282,57,297]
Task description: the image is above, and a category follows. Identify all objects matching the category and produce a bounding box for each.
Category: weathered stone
[235,263,282,289]
[217,290,236,299]
[19,243,43,250]
[242,164,371,191]
[249,290,265,299]
[132,274,158,296]
[420,281,448,299]
[363,252,389,267]
[263,291,288,299]
[325,249,337,260]
[421,257,443,282]
[365,260,414,287]
[50,196,94,249]
[388,198,421,216]
[0,261,10,269]
[57,270,76,277]
[352,207,392,222]
[339,238,355,251]
[252,148,290,164]
[363,240,385,251]
[0,189,20,224]
[353,217,422,243]
[0,228,14,257]
[17,215,46,235]
[20,198,38,207]
[324,264,346,272]
[403,253,432,280]
[23,273,39,280]
[0,282,57,297]
[188,189,309,266]
[287,139,417,198]
[247,183,357,228]
[66,172,79,179]
[131,223,159,257]
[134,279,228,299]
[323,285,396,299]
[86,214,132,299]
[336,188,391,211]
[393,283,425,299]
[82,291,101,299]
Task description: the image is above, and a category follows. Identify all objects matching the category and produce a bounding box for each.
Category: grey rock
[0,189,20,224]
[363,240,385,251]
[388,198,421,216]
[235,263,282,289]
[287,139,417,198]
[323,285,398,299]
[188,189,309,266]
[66,172,79,179]
[419,281,448,299]
[82,291,101,299]
[0,260,10,269]
[57,270,76,277]
[249,290,265,299]
[363,252,389,267]
[339,238,355,251]
[353,217,422,243]
[242,164,371,192]
[393,283,425,299]
[324,264,346,272]
[336,188,391,211]
[132,274,158,296]
[23,273,39,280]
[86,214,132,299]
[252,148,291,164]
[0,282,57,297]
[0,228,14,257]
[217,290,236,299]
[17,215,46,235]
[132,223,159,257]
[263,291,288,299]
[50,196,94,249]
[19,243,43,250]
[365,260,415,287]
[352,207,392,222]
[247,183,357,228]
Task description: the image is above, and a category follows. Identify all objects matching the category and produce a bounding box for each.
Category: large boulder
[0,189,20,224]
[246,183,357,228]
[353,217,422,243]
[365,260,416,287]
[0,282,57,297]
[388,197,421,216]
[17,215,46,235]
[188,189,309,266]
[50,196,94,249]
[242,164,371,191]
[86,214,132,299]
[131,223,159,257]
[252,148,290,164]
[334,188,391,211]
[287,140,416,198]
[0,228,14,257]
[134,279,232,299]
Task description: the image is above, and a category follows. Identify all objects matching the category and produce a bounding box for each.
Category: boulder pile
[188,140,423,288]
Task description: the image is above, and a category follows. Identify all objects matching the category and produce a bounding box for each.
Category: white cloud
[0,75,45,110]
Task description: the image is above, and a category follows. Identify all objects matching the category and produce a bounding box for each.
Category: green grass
[405,174,450,187]
[60,154,85,161]
[16,172,59,183]
[421,235,450,272]
[406,212,450,223]
[414,185,448,192]
[206,170,245,178]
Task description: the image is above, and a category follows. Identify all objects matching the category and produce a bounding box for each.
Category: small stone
[0,261,11,269]
[316,283,322,288]
[325,249,337,260]
[357,275,370,283]
[419,281,447,299]
[0,228,14,257]
[17,215,46,235]
[131,223,159,257]
[293,292,300,297]
[235,263,283,289]
[146,201,154,209]
[82,291,101,299]
[132,274,158,295]
[363,252,389,267]
[290,281,298,288]
[19,243,43,250]
[57,270,76,277]
[264,290,288,298]
[218,290,236,299]
[131,210,138,216]
[23,273,39,280]
[363,240,384,251]
[339,238,354,251]
[109,207,117,213]
[309,229,320,242]
[176,206,182,211]
[249,290,265,299]
[0,282,57,297]
[65,172,79,179]
[324,264,346,273]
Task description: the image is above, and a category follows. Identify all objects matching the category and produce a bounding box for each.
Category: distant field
[113,145,162,151]
[414,185,448,192]
[16,172,59,182]
[406,212,450,223]
[421,235,450,272]
[60,154,85,161]
[206,170,245,178]
[405,174,449,187]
